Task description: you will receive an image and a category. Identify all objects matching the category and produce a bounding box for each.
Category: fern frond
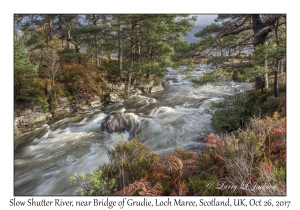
[177,181,189,196]
[115,178,162,196]
[146,171,170,181]
[183,159,198,166]
[161,155,184,180]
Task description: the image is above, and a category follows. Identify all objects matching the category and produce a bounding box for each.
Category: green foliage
[68,170,117,196]
[252,39,286,65]
[261,96,283,115]
[187,173,218,195]
[14,37,39,102]
[245,74,286,118]
[192,68,233,86]
[194,23,220,38]
[56,64,101,100]
[171,41,193,65]
[243,65,272,82]
[67,115,286,196]
[103,138,159,189]
[59,48,82,64]
[204,91,249,132]
[69,138,159,195]
[211,107,244,132]
[206,56,228,67]
[214,117,286,195]
[15,14,198,106]
[273,160,286,182]
[29,80,50,111]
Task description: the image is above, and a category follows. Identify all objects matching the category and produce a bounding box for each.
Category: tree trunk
[61,37,64,48]
[263,39,269,89]
[255,76,265,91]
[89,45,94,65]
[274,60,279,98]
[252,15,271,91]
[17,73,22,99]
[118,24,123,78]
[264,73,268,89]
[52,78,57,107]
[138,41,141,74]
[148,49,154,79]
[96,51,100,67]
[126,62,132,97]
[75,44,81,64]
[67,28,72,49]
[273,19,280,98]
[279,60,282,74]
[252,14,270,48]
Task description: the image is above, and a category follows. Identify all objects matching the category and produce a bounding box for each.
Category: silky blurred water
[14,65,253,195]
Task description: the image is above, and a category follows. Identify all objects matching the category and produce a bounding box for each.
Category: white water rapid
[14,64,253,195]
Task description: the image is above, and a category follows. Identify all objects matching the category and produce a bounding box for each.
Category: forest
[14,14,286,196]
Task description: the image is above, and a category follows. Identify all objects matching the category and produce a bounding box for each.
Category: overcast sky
[194,14,217,27]
[184,14,217,43]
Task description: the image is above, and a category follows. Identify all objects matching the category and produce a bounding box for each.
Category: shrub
[273,160,286,182]
[68,138,159,195]
[254,160,286,195]
[205,91,250,132]
[262,96,284,115]
[187,173,219,196]
[211,107,244,132]
[100,138,159,191]
[213,116,286,195]
[68,115,286,196]
[68,170,117,196]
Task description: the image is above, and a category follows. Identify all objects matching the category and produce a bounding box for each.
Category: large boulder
[101,111,128,133]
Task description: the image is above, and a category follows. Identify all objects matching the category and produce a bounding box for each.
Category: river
[14,65,253,195]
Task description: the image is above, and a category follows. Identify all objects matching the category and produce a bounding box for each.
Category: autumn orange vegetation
[114,113,285,196]
[69,112,286,196]
[33,59,117,112]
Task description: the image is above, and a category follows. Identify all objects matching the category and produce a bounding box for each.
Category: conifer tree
[191,14,286,94]
[14,36,39,102]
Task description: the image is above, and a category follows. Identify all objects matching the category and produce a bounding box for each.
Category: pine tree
[14,36,39,102]
[191,14,286,94]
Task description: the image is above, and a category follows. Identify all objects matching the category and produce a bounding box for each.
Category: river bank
[14,66,254,195]
[14,79,167,137]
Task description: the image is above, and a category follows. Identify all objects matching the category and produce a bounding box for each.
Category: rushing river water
[14,65,253,195]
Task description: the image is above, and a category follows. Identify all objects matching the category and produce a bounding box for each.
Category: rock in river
[100,110,128,133]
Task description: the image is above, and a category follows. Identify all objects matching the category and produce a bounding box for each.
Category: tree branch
[220,25,252,38]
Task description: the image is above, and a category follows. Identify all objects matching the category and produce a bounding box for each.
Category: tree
[251,16,286,97]
[42,48,60,107]
[14,35,39,102]
[14,14,196,99]
[119,14,196,96]
[252,31,286,97]
[192,14,286,93]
